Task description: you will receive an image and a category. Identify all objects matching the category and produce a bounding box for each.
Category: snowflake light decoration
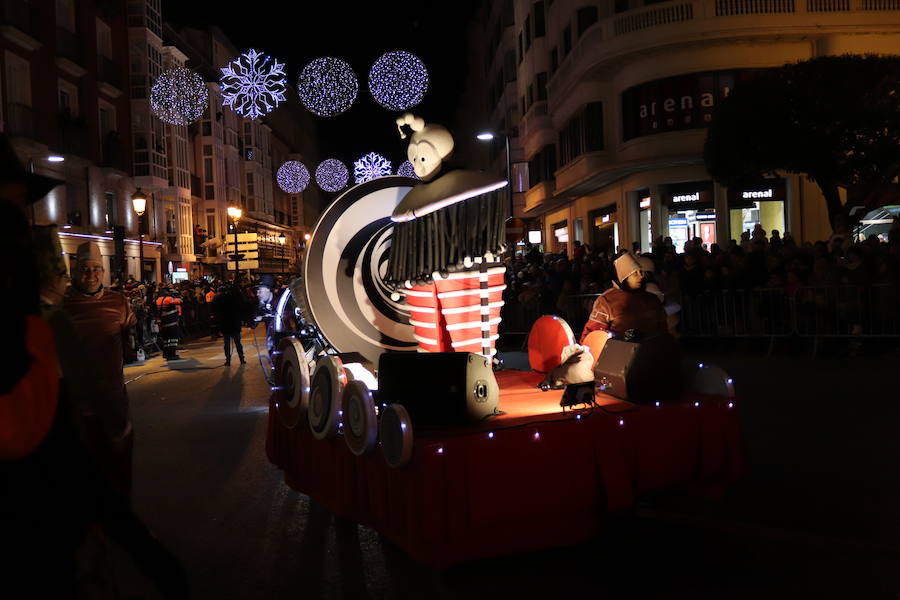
[220,49,287,120]
[315,159,349,192]
[298,57,358,117]
[396,160,418,179]
[150,67,209,126]
[353,152,392,184]
[276,161,310,194]
[368,51,429,111]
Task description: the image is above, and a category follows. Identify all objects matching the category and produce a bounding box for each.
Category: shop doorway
[664,181,715,252]
[588,206,618,256]
[728,179,786,242]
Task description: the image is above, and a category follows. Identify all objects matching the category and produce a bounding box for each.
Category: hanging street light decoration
[396,160,418,179]
[220,49,288,120]
[353,152,392,184]
[150,66,209,126]
[368,51,429,111]
[315,158,350,192]
[276,160,310,194]
[298,57,358,118]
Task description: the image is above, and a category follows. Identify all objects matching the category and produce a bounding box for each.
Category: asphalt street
[116,333,900,599]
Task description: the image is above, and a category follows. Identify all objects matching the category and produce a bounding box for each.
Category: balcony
[55,26,85,78]
[97,56,122,98]
[7,102,33,137]
[0,0,40,51]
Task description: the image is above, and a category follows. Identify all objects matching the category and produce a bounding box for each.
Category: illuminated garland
[353,152,392,184]
[150,67,209,126]
[220,49,287,120]
[298,57,358,117]
[368,51,429,111]
[315,159,349,192]
[276,161,310,194]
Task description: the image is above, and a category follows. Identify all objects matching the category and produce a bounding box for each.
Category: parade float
[263,109,745,567]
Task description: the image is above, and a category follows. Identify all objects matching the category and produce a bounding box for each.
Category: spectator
[212,284,247,366]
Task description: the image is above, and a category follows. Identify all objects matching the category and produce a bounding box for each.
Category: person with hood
[580,251,668,343]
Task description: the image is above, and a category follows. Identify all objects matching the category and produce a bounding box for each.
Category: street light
[278,232,286,274]
[132,187,148,283]
[227,206,243,281]
[476,131,512,220]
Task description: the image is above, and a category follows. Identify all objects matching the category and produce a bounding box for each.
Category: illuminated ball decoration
[315,159,349,192]
[150,67,209,126]
[276,161,310,194]
[396,160,418,179]
[368,51,429,111]
[220,48,287,120]
[298,57,358,117]
[353,152,392,184]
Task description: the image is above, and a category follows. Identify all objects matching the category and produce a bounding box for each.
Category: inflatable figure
[387,113,509,357]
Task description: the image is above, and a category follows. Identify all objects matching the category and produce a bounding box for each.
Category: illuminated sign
[639,198,651,209]
[528,230,541,244]
[668,218,688,226]
[672,193,699,203]
[742,188,773,199]
[601,215,611,223]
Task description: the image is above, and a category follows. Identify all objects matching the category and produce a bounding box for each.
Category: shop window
[727,180,786,242]
[665,181,715,252]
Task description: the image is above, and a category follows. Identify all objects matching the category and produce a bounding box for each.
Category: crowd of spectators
[115,275,291,361]
[502,219,900,334]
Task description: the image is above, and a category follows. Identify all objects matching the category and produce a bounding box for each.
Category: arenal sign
[622,69,763,141]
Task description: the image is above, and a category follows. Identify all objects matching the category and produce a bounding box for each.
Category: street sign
[227,260,260,270]
[232,232,258,243]
[225,250,259,260]
[224,241,259,252]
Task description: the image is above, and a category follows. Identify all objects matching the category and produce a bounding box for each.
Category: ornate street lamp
[278,232,286,274]
[132,187,148,282]
[227,206,243,281]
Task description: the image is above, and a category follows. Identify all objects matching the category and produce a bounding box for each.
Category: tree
[704,54,900,232]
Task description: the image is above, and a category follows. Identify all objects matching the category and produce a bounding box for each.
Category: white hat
[75,241,102,265]
[614,251,642,283]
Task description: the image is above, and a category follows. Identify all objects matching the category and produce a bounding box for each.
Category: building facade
[463,0,900,257]
[1,0,322,285]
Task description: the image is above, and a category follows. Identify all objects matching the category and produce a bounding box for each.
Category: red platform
[266,369,744,568]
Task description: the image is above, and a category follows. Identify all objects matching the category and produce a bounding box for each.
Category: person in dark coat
[212,284,246,366]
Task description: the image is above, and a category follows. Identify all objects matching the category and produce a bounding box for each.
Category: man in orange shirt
[155,285,183,360]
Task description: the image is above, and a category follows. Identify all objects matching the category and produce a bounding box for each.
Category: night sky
[164,1,481,168]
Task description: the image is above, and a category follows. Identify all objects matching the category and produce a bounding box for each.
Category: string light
[220,49,287,120]
[533,431,541,440]
[487,432,494,439]
[315,158,349,192]
[368,50,429,111]
[276,161,310,194]
[396,160,418,179]
[150,67,209,126]
[728,402,734,408]
[436,446,444,454]
[298,57,358,117]
[618,418,624,426]
[353,152,392,184]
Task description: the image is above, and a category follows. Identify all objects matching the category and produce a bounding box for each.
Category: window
[520,95,526,116]
[577,6,599,36]
[517,31,523,64]
[246,172,254,196]
[615,0,630,12]
[528,144,557,187]
[202,121,211,136]
[536,72,548,101]
[533,1,546,37]
[527,84,534,110]
[550,47,558,74]
[558,102,604,166]
[98,100,116,137]
[204,158,213,181]
[203,144,212,156]
[56,0,76,32]
[96,18,112,58]
[562,25,572,56]
[105,192,117,227]
[5,51,32,107]
[524,15,531,50]
[58,79,78,116]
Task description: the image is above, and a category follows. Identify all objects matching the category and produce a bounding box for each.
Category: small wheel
[380,404,413,468]
[308,356,345,440]
[342,380,377,456]
[273,337,309,429]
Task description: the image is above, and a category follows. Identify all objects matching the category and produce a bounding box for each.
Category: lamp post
[227,206,243,282]
[131,187,147,283]
[476,131,512,219]
[278,232,286,274]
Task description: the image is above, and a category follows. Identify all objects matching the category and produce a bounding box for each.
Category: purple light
[276,161,310,193]
[151,66,209,126]
[487,432,494,439]
[618,418,624,426]
[220,49,287,120]
[298,57,358,117]
[368,50,429,111]
[655,401,660,407]
[436,446,444,454]
[533,431,540,440]
[728,402,734,408]
[396,160,418,179]
[315,158,349,192]
[694,401,700,407]
[353,152,392,184]
[727,378,733,384]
